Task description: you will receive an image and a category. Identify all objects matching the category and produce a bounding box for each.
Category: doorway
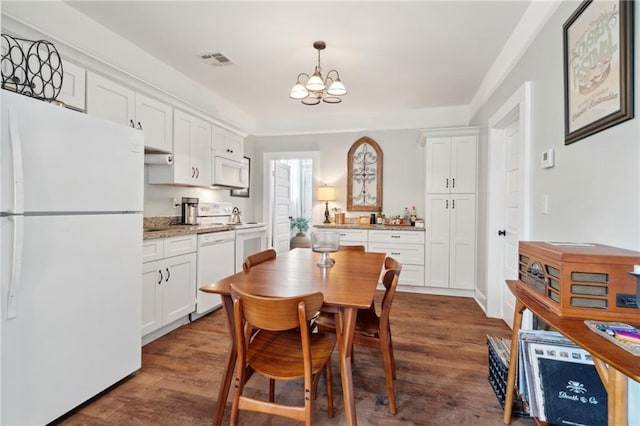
[262,151,321,253]
[486,82,532,327]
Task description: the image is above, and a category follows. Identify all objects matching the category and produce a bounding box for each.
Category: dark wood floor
[55,292,534,425]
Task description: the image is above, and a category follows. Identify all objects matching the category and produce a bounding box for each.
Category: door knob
[498,230,506,236]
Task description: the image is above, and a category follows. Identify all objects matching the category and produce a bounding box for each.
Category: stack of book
[584,320,640,356]
[518,330,607,426]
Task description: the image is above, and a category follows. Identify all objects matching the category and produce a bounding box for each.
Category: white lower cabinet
[334,229,368,249]
[424,194,476,291]
[321,228,426,286]
[368,230,425,286]
[142,235,197,338]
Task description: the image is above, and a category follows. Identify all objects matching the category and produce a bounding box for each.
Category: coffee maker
[181,197,199,225]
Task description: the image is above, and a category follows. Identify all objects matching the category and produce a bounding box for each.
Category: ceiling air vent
[200,52,232,66]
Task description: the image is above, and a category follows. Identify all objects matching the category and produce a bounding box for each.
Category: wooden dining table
[200,247,386,426]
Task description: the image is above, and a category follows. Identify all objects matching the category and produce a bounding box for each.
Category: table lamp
[317,185,336,224]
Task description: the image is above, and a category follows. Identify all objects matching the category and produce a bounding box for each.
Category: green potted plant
[290,217,311,249]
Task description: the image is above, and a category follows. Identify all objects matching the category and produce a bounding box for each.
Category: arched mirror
[347,136,383,211]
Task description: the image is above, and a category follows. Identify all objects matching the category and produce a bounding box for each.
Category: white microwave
[212,156,248,188]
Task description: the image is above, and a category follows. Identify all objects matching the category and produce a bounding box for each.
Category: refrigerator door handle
[7,215,24,319]
[8,109,25,214]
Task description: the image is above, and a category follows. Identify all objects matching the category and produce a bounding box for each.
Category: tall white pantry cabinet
[422,127,478,295]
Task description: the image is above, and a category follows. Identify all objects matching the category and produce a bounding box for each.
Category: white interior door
[272,162,291,254]
[486,82,532,326]
[501,120,521,324]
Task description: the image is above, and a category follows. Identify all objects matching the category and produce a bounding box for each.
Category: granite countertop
[143,218,426,240]
[143,216,234,240]
[314,223,425,232]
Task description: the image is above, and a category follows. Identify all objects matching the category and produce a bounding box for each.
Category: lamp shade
[327,79,347,96]
[317,185,336,201]
[306,73,325,91]
[290,83,309,100]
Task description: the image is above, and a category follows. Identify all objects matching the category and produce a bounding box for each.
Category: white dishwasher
[193,230,235,319]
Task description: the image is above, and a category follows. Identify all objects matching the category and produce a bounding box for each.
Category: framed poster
[230,156,250,197]
[563,0,634,145]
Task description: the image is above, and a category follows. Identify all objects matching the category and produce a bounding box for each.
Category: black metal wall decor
[1,34,63,101]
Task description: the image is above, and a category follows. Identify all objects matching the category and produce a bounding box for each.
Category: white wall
[472,2,640,295]
[250,129,431,227]
[472,3,640,414]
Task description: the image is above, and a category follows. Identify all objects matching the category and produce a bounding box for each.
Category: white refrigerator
[0,90,144,425]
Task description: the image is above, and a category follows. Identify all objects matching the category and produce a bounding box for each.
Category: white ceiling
[64,1,530,123]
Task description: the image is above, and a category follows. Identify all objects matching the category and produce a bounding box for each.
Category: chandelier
[289,41,347,105]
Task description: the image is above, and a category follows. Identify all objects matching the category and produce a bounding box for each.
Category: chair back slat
[231,284,323,331]
[243,248,277,272]
[380,267,401,327]
[384,256,401,271]
[339,245,365,252]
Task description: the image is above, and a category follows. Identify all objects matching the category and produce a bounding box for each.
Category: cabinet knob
[498,229,506,236]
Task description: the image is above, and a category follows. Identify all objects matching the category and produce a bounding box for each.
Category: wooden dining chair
[315,259,402,415]
[242,248,277,272]
[229,284,336,425]
[338,245,365,251]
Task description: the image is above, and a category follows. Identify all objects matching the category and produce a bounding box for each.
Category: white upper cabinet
[149,109,210,187]
[86,72,173,153]
[87,71,135,126]
[58,60,86,111]
[424,128,478,194]
[134,93,173,153]
[212,123,243,162]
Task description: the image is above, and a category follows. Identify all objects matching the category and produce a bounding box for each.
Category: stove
[196,202,265,229]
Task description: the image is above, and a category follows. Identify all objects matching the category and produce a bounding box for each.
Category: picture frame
[230,156,250,197]
[347,136,383,212]
[357,215,371,225]
[563,0,634,145]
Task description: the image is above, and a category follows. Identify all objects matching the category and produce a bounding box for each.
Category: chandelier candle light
[289,41,347,105]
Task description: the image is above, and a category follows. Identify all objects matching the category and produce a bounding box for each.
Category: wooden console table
[504,280,640,426]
